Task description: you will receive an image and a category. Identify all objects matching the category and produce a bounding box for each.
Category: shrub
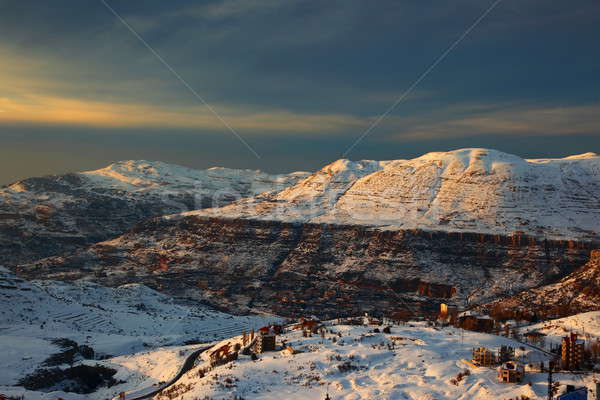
[44,339,96,366]
[18,364,119,393]
[337,361,359,373]
[78,345,95,360]
[51,338,78,349]
[43,348,78,366]
[18,367,65,390]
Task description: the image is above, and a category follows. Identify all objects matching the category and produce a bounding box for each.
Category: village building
[498,361,524,383]
[293,318,320,333]
[561,333,585,370]
[209,343,238,367]
[254,325,278,353]
[458,311,494,333]
[439,303,459,322]
[259,324,284,335]
[497,345,515,363]
[472,347,496,367]
[255,333,276,353]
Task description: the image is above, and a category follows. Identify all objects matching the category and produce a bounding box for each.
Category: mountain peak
[85,160,199,186]
[320,158,385,176]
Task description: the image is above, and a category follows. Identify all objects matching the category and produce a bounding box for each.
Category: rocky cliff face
[0,161,308,266]
[19,216,593,318]
[481,250,600,317]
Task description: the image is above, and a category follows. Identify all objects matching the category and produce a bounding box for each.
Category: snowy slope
[123,319,597,400]
[0,267,280,386]
[189,148,600,241]
[5,285,600,400]
[0,160,309,265]
[81,160,309,196]
[185,158,387,222]
[519,311,600,349]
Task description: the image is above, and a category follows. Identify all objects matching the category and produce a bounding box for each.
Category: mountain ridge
[6,148,600,319]
[185,148,600,241]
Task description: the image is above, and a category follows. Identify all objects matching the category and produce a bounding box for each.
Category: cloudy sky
[1,0,599,184]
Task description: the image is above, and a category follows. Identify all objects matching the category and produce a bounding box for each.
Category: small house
[282,345,299,355]
[259,324,284,335]
[293,318,320,333]
[458,311,494,333]
[209,343,238,367]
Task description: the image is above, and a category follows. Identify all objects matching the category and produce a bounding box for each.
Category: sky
[1,0,599,184]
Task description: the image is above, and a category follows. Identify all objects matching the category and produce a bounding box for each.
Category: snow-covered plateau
[188,148,600,241]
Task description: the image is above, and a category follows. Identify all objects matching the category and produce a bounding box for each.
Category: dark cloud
[3,124,599,187]
[0,0,599,183]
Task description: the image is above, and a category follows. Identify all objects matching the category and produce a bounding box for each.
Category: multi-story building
[472,347,496,367]
[561,333,585,370]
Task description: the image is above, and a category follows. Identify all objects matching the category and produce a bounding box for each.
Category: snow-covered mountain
[0,160,309,265]
[190,148,600,241]
[80,160,309,195]
[17,149,599,319]
[4,148,599,271]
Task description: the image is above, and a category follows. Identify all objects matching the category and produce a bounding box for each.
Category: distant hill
[0,160,309,265]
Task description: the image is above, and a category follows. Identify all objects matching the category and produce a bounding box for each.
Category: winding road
[117,345,212,400]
